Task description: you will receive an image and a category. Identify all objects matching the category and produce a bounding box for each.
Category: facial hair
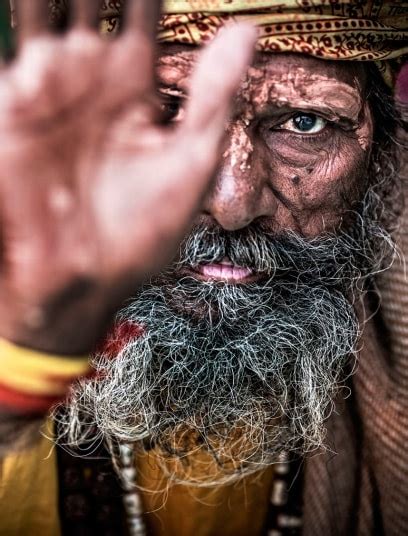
[55,186,395,485]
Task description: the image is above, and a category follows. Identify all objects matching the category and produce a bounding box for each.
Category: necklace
[118,443,147,536]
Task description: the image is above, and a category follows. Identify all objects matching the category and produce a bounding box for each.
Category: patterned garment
[56,439,127,536]
[44,0,408,85]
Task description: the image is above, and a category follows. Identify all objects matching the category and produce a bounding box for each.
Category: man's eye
[278,113,327,134]
[160,98,184,123]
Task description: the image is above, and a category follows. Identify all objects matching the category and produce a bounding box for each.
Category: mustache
[173,220,386,288]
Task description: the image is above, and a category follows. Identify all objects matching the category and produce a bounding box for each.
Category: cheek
[274,140,367,205]
[256,131,371,234]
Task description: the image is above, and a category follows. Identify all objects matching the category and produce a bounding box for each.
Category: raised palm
[0,0,255,353]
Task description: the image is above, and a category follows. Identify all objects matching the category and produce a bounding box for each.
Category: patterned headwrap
[39,1,408,85]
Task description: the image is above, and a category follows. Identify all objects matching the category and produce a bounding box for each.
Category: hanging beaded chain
[267,451,303,536]
[116,444,303,536]
[118,442,147,536]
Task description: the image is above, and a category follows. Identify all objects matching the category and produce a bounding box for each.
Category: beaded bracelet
[0,338,90,413]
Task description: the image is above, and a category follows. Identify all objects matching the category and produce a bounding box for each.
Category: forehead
[157,44,366,84]
[157,45,367,121]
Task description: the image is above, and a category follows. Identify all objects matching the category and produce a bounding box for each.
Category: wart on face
[157,46,373,236]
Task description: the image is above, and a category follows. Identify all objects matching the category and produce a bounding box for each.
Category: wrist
[0,338,90,414]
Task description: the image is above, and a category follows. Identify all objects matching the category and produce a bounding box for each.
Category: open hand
[0,0,255,354]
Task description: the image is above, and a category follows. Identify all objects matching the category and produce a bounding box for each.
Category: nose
[202,121,278,231]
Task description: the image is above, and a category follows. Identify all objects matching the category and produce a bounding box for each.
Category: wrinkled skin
[158,46,372,238]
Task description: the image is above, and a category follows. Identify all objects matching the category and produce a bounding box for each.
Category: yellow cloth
[98,0,408,85]
[0,421,60,536]
[158,0,408,61]
[46,0,408,84]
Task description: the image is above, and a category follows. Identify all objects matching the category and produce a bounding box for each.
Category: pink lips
[194,258,254,282]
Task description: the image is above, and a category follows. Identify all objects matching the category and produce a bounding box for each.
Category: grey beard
[54,187,395,485]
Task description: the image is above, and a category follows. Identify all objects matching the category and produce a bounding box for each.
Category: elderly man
[0,1,407,535]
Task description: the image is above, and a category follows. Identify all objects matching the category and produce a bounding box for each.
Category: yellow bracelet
[0,338,90,397]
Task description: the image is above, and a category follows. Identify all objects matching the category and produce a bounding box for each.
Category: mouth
[181,257,263,283]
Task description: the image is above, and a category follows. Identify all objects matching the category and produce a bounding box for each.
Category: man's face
[65,49,392,484]
[158,47,372,240]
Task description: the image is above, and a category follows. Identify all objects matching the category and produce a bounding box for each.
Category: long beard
[55,187,395,485]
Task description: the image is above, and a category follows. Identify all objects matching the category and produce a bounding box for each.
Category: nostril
[197,214,219,228]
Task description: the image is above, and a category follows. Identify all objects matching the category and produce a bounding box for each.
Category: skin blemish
[292,175,300,185]
[222,121,254,174]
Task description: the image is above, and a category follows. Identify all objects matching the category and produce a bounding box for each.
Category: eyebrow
[251,78,363,125]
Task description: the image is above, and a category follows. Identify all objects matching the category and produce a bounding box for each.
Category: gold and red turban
[25,1,408,84]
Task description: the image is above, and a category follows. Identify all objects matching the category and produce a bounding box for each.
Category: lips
[186,257,257,283]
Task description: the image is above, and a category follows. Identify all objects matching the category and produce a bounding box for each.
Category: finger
[117,0,162,90]
[183,24,257,134]
[71,0,101,30]
[15,0,49,43]
[123,0,162,40]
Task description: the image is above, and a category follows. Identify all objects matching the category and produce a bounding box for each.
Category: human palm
[0,0,255,353]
